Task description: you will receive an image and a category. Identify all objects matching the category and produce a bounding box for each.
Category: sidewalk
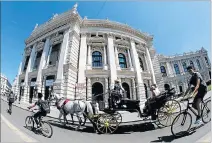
[196,131,211,143]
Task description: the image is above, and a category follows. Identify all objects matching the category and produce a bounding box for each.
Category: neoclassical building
[153,47,211,93]
[14,4,156,107]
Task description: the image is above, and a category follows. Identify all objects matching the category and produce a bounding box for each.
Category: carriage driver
[113,79,126,100]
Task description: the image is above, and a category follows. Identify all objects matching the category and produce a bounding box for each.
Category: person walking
[7,91,15,114]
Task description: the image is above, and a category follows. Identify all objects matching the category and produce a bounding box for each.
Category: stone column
[145,46,156,84]
[87,45,92,70]
[130,40,145,105]
[131,78,136,100]
[36,38,50,93]
[78,33,87,83]
[16,62,22,96]
[127,49,133,71]
[54,30,70,96]
[87,78,92,100]
[144,54,150,73]
[177,60,183,74]
[107,33,117,88]
[115,46,120,70]
[104,78,109,107]
[103,46,108,70]
[24,44,37,102]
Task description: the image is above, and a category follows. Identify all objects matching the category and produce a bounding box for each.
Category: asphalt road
[1,100,211,143]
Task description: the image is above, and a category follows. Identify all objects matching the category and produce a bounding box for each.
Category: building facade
[153,47,211,93]
[16,4,156,107]
[1,74,12,95]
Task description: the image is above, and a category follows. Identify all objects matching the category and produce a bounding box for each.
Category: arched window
[139,57,144,71]
[196,59,201,70]
[182,62,187,72]
[118,53,127,68]
[190,60,195,69]
[174,64,180,74]
[92,51,102,67]
[160,66,166,73]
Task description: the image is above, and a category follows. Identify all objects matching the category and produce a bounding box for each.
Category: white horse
[52,93,96,130]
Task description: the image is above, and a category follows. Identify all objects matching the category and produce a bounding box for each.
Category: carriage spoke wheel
[96,114,119,134]
[158,99,181,127]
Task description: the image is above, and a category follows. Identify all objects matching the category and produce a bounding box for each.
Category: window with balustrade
[118,53,127,68]
[174,64,180,75]
[160,66,167,76]
[182,62,187,72]
[139,57,144,71]
[196,59,201,70]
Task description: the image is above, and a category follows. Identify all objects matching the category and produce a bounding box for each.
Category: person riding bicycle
[27,93,49,128]
[183,66,208,124]
[7,91,15,114]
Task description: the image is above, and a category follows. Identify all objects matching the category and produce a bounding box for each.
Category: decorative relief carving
[36,42,45,51]
[25,47,32,56]
[50,34,64,46]
[91,46,104,53]
[69,30,80,41]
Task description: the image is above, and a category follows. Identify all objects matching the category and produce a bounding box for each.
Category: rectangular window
[49,43,61,66]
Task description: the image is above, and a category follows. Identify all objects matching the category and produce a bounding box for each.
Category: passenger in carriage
[150,84,161,98]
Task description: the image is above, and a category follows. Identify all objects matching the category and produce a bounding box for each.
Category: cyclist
[7,91,15,114]
[27,93,48,128]
[183,66,208,124]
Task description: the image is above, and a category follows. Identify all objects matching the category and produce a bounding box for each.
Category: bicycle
[171,96,211,137]
[25,109,53,138]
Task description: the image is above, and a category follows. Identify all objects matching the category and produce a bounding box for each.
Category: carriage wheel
[112,112,122,125]
[96,114,119,134]
[157,99,181,127]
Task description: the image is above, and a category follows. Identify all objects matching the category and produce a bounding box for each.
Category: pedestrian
[182,66,208,124]
[7,91,15,114]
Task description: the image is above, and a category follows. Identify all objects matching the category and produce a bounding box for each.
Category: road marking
[1,114,37,142]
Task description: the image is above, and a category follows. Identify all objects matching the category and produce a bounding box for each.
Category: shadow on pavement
[151,123,206,142]
[151,131,196,142]
[48,119,159,134]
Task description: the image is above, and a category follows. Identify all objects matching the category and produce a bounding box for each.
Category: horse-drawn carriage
[51,86,182,134]
[88,87,182,134]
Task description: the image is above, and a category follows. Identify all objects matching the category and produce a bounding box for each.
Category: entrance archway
[29,78,36,103]
[45,75,55,100]
[179,86,183,93]
[122,82,130,99]
[164,84,170,90]
[92,82,103,102]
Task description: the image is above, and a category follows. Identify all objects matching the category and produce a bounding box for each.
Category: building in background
[15,4,156,107]
[153,47,211,93]
[1,73,12,95]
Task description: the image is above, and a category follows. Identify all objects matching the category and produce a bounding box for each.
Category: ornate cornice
[82,20,152,41]
[25,10,82,45]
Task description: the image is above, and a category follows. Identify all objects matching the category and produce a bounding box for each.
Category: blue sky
[1,1,211,83]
